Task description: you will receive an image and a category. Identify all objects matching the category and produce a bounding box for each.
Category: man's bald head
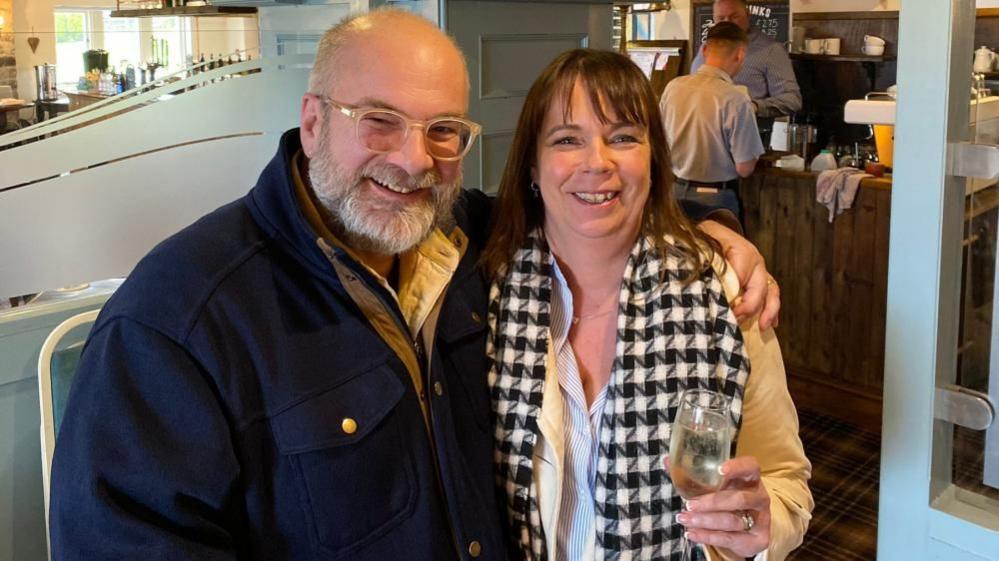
[308,9,469,98]
[713,0,751,32]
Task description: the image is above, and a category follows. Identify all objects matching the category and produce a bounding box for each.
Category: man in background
[692,0,801,142]
[662,21,765,227]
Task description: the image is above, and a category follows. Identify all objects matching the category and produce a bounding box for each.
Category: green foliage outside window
[54,13,85,44]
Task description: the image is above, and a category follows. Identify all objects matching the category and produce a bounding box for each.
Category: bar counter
[741,162,997,429]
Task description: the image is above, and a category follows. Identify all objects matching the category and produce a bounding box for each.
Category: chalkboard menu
[691,0,790,57]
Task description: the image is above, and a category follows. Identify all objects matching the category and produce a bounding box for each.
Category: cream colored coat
[532,259,814,561]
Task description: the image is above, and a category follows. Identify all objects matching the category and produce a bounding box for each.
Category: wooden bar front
[741,169,891,430]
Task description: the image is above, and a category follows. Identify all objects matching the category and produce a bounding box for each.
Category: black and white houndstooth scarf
[488,230,751,561]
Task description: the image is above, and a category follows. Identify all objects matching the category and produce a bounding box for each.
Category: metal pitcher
[34,64,59,101]
[786,123,816,161]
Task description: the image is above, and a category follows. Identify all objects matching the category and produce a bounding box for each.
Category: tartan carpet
[789,409,880,561]
[787,410,999,561]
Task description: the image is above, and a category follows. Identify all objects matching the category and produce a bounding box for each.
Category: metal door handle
[934,385,995,430]
[948,141,999,180]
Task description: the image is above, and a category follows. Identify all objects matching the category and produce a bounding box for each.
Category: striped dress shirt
[692,27,802,118]
[548,258,608,561]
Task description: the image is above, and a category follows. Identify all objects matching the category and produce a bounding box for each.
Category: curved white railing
[0,54,313,299]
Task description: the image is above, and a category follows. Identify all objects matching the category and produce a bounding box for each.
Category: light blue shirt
[549,257,609,561]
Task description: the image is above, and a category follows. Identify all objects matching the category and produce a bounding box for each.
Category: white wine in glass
[668,388,733,560]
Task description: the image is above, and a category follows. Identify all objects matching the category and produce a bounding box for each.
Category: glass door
[879,0,999,559]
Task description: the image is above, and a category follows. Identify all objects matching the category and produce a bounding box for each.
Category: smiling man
[49,9,777,561]
[50,11,505,561]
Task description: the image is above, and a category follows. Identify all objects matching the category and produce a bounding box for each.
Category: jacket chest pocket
[272,363,417,556]
[438,296,490,434]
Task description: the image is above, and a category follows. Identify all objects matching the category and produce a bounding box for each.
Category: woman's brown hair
[481,48,718,280]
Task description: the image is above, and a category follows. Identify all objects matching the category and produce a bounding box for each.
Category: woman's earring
[530,182,540,198]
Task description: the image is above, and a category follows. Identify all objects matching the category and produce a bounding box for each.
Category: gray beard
[307,135,461,256]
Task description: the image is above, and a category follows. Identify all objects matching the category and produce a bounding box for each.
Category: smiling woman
[533,80,651,256]
[484,48,813,561]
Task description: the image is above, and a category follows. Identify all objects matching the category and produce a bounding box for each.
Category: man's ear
[300,94,322,158]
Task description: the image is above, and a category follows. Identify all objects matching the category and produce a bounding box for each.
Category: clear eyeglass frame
[312,94,482,162]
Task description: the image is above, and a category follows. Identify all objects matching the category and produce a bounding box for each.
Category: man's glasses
[312,94,482,162]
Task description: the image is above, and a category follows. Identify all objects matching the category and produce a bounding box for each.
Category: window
[151,17,192,73]
[54,9,193,90]
[54,11,90,87]
[101,12,141,72]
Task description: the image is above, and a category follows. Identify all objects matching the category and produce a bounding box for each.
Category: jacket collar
[246,129,338,277]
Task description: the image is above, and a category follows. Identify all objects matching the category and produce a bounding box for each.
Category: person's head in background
[702,21,749,78]
[713,0,751,32]
[298,9,475,257]
[482,48,715,280]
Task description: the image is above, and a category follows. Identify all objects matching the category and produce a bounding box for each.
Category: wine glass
[668,388,734,561]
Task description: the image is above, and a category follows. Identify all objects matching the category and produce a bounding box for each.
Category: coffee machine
[34,64,59,101]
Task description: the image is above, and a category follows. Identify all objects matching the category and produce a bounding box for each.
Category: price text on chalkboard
[691,1,789,57]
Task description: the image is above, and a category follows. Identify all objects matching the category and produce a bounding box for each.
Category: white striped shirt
[549,258,608,561]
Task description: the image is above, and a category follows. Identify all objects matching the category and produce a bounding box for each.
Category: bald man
[692,0,801,140]
[50,11,507,561]
[49,9,777,561]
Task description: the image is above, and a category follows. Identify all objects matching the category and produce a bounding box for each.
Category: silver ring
[741,511,755,532]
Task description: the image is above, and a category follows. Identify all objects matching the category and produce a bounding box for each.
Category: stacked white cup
[863,35,886,56]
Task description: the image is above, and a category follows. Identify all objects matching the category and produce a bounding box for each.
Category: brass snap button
[471,311,482,323]
[467,540,481,558]
[341,418,357,435]
[433,381,444,396]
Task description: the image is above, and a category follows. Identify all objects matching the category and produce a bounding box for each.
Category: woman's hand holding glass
[675,456,772,559]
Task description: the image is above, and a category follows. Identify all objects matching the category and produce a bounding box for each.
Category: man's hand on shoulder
[698,219,780,329]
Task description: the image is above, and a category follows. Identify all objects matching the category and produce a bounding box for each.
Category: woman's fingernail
[685,499,698,511]
[718,464,727,475]
[675,513,689,524]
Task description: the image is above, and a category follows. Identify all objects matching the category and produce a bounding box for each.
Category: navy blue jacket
[50,130,506,561]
